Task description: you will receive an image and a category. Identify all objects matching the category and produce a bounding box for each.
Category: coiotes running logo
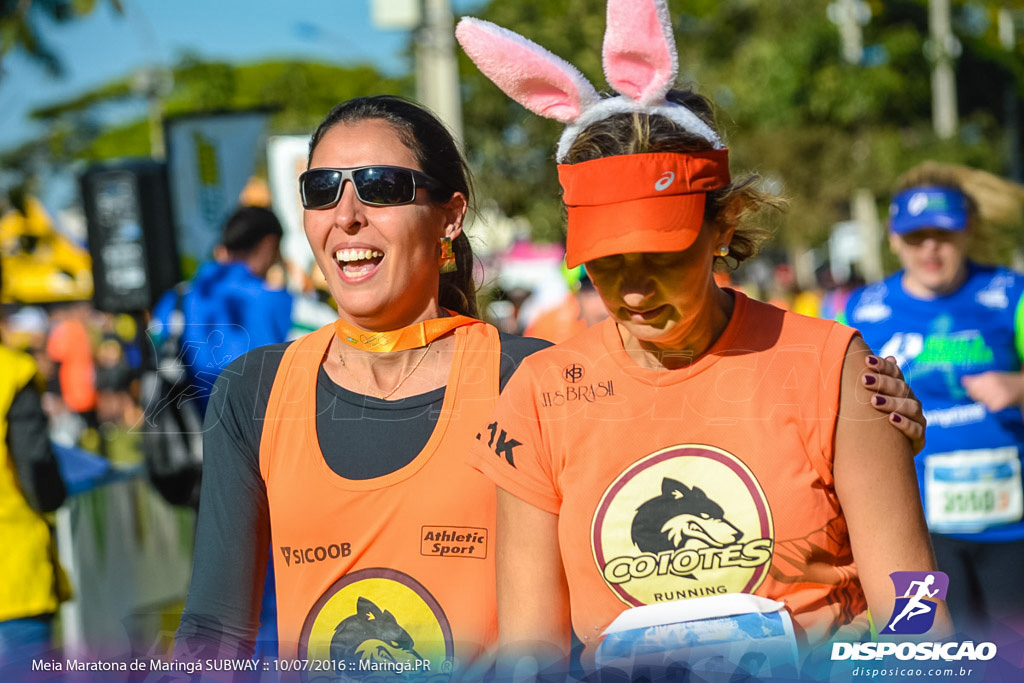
[591,445,774,607]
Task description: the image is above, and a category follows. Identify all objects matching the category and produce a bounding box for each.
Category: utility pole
[133,66,173,160]
[852,188,884,283]
[827,0,870,64]
[928,0,959,140]
[123,0,171,159]
[370,0,463,143]
[416,0,463,143]
[999,8,1022,182]
[827,1,884,283]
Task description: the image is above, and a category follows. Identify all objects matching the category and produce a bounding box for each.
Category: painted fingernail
[863,375,876,386]
[873,395,886,406]
[867,356,879,366]
[892,414,903,423]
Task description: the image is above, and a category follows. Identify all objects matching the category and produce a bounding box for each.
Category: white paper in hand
[596,593,800,680]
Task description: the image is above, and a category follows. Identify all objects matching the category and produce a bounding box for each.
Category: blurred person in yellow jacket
[0,258,69,673]
[0,188,92,305]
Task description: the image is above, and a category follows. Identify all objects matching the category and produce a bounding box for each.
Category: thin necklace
[338,343,433,400]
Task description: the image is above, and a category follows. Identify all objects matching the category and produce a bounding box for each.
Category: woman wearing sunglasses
[174,95,550,678]
[457,0,949,678]
[174,93,925,677]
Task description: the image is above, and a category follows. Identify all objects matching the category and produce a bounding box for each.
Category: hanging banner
[164,110,270,274]
[267,134,313,274]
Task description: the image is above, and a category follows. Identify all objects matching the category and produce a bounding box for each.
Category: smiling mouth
[335,248,383,277]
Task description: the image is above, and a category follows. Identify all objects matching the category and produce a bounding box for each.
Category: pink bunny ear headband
[456,0,731,267]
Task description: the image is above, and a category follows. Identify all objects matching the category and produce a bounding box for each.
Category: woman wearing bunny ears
[172,92,921,679]
[458,0,949,675]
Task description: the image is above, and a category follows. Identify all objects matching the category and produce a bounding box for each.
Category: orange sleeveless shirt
[260,321,500,678]
[469,292,867,655]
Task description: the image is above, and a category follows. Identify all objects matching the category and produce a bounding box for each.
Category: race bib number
[924,447,1024,533]
[597,594,799,680]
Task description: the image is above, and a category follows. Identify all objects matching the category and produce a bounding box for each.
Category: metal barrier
[55,466,194,661]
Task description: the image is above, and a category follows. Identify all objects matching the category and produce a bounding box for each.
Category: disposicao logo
[831,570,998,664]
[881,571,948,635]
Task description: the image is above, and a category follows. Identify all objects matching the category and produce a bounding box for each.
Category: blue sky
[0,0,482,151]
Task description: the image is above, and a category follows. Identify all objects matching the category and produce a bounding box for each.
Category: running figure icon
[888,574,939,629]
[881,571,949,635]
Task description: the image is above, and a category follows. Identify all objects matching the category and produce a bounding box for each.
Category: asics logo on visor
[654,172,675,192]
[907,192,930,216]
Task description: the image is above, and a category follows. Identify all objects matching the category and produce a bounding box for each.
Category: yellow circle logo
[300,568,453,676]
[592,445,774,606]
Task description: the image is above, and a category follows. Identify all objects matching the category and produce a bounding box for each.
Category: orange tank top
[261,321,501,679]
[470,292,866,655]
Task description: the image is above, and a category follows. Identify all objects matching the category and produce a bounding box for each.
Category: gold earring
[715,245,729,257]
[439,236,457,273]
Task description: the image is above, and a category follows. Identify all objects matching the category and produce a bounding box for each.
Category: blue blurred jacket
[150,261,293,416]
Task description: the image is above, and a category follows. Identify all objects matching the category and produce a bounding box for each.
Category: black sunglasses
[298,165,443,209]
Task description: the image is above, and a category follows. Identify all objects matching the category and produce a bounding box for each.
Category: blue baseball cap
[889,186,969,235]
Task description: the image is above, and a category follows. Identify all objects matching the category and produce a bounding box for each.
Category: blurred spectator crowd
[0,300,144,459]
[0,232,872,464]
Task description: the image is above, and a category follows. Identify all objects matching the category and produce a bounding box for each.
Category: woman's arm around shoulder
[834,335,952,639]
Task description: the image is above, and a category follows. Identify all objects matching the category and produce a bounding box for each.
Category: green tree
[0,0,122,76]
[0,55,409,172]
[457,0,1024,260]
[459,0,608,244]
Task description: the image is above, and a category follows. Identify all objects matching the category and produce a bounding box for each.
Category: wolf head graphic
[331,596,422,665]
[631,478,743,556]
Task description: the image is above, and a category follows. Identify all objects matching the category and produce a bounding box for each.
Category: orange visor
[557,150,730,268]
